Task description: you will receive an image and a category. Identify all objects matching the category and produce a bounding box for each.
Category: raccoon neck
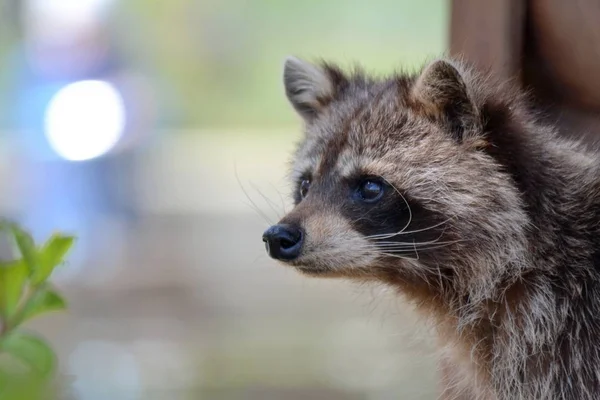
[446,104,600,399]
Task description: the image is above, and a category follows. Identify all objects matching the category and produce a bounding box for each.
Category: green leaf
[33,234,75,285]
[0,260,27,318]
[0,332,57,378]
[8,225,38,276]
[0,375,48,400]
[18,287,67,325]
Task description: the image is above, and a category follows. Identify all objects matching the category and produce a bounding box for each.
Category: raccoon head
[263,57,530,301]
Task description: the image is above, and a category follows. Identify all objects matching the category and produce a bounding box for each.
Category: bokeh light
[44,80,125,161]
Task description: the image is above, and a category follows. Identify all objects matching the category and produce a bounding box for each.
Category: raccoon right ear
[283,56,347,121]
[410,59,478,142]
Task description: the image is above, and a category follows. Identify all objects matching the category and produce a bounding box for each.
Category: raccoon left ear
[410,59,478,142]
[283,56,347,121]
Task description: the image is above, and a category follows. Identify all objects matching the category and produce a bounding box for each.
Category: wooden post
[449,0,526,81]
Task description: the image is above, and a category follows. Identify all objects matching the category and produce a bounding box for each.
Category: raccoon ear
[283,56,346,121]
[410,59,478,142]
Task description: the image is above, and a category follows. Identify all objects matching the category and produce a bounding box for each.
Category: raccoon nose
[262,224,304,260]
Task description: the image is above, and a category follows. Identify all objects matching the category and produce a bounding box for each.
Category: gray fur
[270,56,600,399]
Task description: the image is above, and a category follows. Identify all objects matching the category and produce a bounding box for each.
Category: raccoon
[261,56,600,399]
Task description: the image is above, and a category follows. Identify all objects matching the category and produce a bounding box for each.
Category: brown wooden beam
[449,0,526,80]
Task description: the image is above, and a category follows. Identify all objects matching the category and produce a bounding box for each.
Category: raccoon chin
[289,257,379,279]
[294,265,333,276]
[295,265,354,279]
[281,256,345,277]
[285,259,333,276]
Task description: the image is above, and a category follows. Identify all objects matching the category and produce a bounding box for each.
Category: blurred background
[0,0,449,399]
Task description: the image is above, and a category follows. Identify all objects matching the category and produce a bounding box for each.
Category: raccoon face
[263,57,528,289]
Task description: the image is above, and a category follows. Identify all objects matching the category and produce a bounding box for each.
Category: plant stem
[1,285,37,339]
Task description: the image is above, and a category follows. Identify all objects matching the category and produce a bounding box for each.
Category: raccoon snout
[262,224,304,261]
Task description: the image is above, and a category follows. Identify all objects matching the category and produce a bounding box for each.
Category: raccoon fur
[261,56,600,400]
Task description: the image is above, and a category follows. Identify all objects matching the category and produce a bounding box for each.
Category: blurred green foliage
[0,222,73,400]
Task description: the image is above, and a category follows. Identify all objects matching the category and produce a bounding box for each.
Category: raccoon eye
[299,179,311,198]
[356,179,384,203]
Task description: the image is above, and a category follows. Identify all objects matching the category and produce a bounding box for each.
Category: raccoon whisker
[360,239,465,256]
[368,245,446,252]
[234,163,275,226]
[349,206,382,225]
[381,177,414,236]
[379,243,461,253]
[369,239,466,249]
[371,231,466,247]
[372,243,428,249]
[375,245,455,255]
[373,241,445,246]
[412,239,420,260]
[269,182,289,214]
[250,181,283,220]
[241,200,273,227]
[378,252,418,261]
[370,231,448,246]
[364,217,454,240]
[368,224,448,244]
[365,220,449,240]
